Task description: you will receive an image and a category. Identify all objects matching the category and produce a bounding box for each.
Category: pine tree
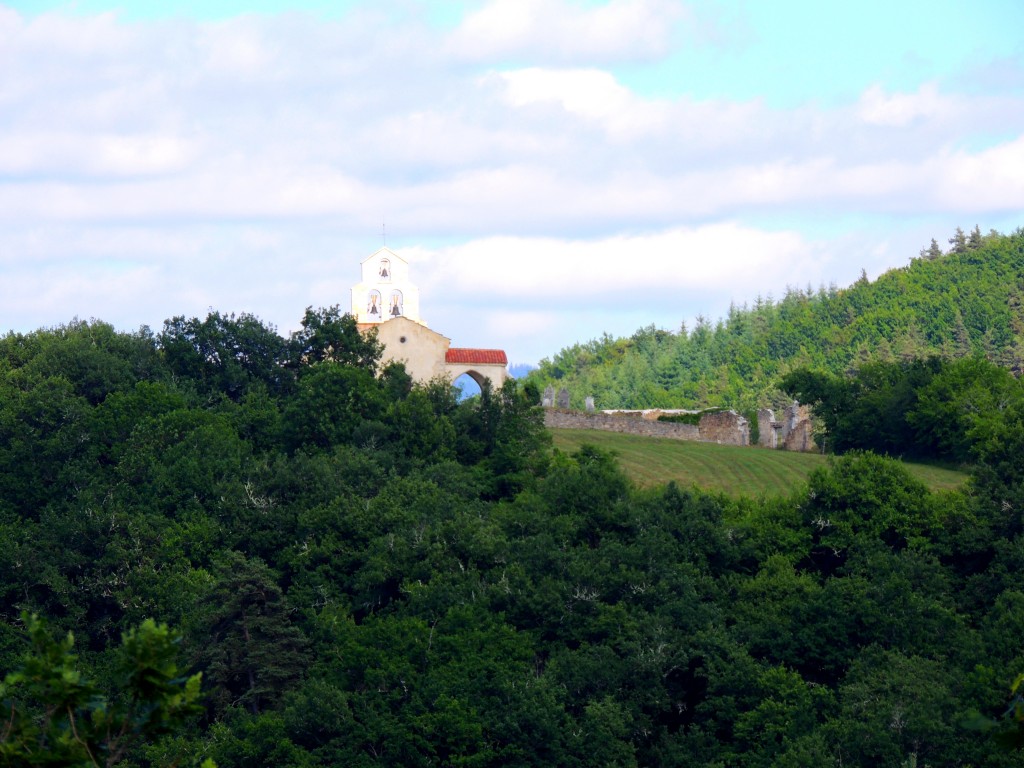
[919,238,943,260]
[191,552,310,716]
[951,308,972,355]
[968,225,983,250]
[948,227,968,254]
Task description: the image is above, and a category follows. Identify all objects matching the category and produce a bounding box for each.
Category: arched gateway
[352,247,508,389]
[445,348,509,389]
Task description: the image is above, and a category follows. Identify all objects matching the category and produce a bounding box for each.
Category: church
[351,247,508,389]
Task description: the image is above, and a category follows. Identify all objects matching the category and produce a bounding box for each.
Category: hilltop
[525,227,1024,411]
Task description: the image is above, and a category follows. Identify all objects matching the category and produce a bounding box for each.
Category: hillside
[3,306,1024,764]
[525,227,1024,411]
[550,428,968,495]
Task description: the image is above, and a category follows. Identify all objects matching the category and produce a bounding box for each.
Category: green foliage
[189,553,309,717]
[525,228,1024,411]
[834,648,961,766]
[780,360,940,456]
[287,305,382,371]
[782,356,1023,461]
[969,392,1024,537]
[451,379,551,498]
[283,363,386,451]
[908,356,1020,462]
[655,411,704,424]
[3,296,1024,767]
[1000,673,1024,749]
[801,453,935,550]
[385,388,457,465]
[159,311,287,401]
[0,613,208,767]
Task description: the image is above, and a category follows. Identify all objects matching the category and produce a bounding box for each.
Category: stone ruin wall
[543,409,701,441]
[588,409,703,422]
[697,410,750,446]
[756,403,817,452]
[541,387,815,452]
[542,408,749,446]
[757,409,778,448]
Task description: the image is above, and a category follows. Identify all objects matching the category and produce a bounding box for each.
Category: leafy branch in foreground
[962,673,1024,753]
[0,613,212,767]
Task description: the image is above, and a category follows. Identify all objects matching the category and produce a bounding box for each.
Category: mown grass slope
[550,428,968,496]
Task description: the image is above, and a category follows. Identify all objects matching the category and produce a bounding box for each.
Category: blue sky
[1,0,1022,364]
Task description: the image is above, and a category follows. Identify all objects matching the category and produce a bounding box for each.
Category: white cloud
[493,67,669,137]
[16,8,138,59]
[197,17,279,77]
[447,0,682,63]
[406,223,847,362]
[417,224,812,303]
[0,133,198,176]
[478,310,561,339]
[0,263,164,331]
[1,6,1017,230]
[0,161,369,221]
[858,82,956,127]
[935,135,1024,211]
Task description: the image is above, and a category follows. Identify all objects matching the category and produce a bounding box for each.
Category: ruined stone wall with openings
[757,409,778,448]
[757,404,817,452]
[696,410,749,446]
[543,409,701,441]
[544,398,816,452]
[542,408,750,446]
[782,404,816,452]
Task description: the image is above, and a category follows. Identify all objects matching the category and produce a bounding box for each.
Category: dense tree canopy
[780,355,1024,460]
[2,293,1024,765]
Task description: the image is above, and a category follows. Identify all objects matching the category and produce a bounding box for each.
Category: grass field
[549,429,969,497]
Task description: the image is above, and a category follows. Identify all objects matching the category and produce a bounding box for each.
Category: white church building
[351,247,508,388]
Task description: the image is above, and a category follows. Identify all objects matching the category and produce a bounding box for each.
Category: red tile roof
[446,348,508,365]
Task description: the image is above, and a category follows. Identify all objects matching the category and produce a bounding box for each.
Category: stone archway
[444,349,508,390]
[458,369,488,388]
[452,371,482,400]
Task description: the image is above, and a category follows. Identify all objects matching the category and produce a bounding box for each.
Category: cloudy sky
[1,0,1022,365]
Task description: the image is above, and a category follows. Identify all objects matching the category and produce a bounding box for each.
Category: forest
[524,227,1024,412]
[3,242,1024,765]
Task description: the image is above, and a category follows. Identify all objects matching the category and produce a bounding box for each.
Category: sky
[1,0,1022,366]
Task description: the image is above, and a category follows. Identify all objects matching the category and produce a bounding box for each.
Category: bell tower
[348,245,507,387]
[350,247,423,325]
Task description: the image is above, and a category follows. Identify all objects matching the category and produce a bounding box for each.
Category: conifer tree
[949,226,968,254]
[968,224,984,250]
[919,238,943,260]
[190,553,310,717]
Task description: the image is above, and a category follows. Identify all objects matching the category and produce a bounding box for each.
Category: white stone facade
[350,247,507,388]
[350,247,424,326]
